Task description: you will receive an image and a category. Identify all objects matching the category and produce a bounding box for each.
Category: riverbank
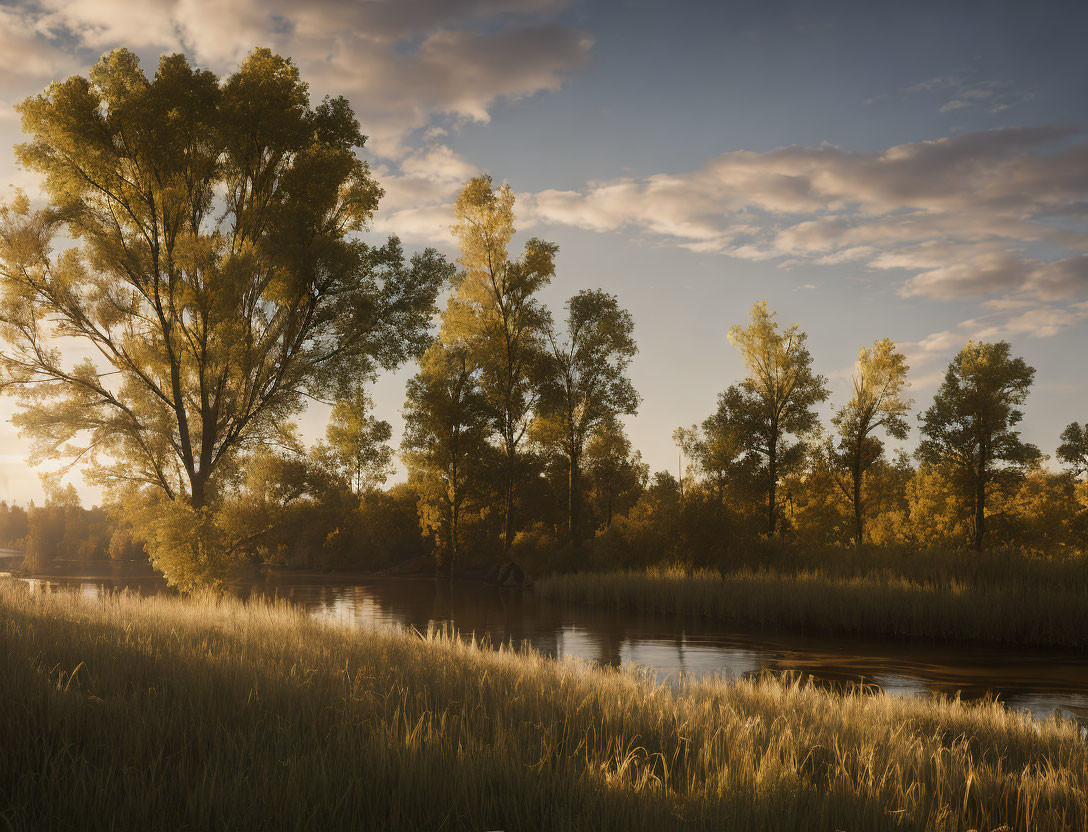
[2,579,1086,831]
[535,565,1088,649]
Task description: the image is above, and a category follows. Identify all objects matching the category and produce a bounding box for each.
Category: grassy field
[536,550,1088,648]
[2,579,1087,831]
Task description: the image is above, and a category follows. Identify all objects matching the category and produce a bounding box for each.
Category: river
[4,554,1087,723]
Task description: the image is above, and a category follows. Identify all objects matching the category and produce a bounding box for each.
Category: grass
[2,579,1087,830]
[535,546,1088,648]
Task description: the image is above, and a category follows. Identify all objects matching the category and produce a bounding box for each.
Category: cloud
[0,6,79,83]
[371,145,480,242]
[2,0,592,157]
[906,73,1034,116]
[513,127,1088,315]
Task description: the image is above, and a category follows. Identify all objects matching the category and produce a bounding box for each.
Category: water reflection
[6,556,1088,723]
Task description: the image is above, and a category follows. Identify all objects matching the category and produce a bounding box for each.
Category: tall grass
[536,566,1088,647]
[2,579,1087,830]
[536,547,1088,648]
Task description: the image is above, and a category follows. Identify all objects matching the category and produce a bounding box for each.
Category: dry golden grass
[2,578,1086,830]
[537,565,1088,647]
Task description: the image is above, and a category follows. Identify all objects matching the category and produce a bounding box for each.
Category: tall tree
[726,302,829,536]
[0,49,449,588]
[402,340,490,577]
[447,175,555,553]
[536,289,639,543]
[323,391,394,494]
[830,338,911,546]
[1057,422,1088,479]
[917,341,1040,551]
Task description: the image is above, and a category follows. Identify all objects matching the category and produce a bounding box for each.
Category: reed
[2,578,1086,830]
[536,564,1088,648]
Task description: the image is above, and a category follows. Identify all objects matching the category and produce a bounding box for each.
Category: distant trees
[322,392,394,495]
[0,502,28,549]
[725,302,829,536]
[585,419,647,528]
[535,290,639,543]
[917,341,1040,551]
[0,49,450,589]
[1058,423,1088,479]
[830,338,911,546]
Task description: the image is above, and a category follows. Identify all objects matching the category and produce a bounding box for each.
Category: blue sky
[0,0,1086,502]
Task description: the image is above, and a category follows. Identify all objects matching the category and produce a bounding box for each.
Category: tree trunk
[765,448,774,532]
[502,462,514,556]
[974,461,986,552]
[568,447,580,545]
[450,496,458,585]
[767,435,778,537]
[190,475,206,511]
[853,446,863,548]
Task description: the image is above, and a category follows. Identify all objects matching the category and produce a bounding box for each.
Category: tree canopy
[917,341,1039,551]
[447,175,556,552]
[726,302,829,536]
[535,289,639,543]
[831,338,911,546]
[0,48,450,587]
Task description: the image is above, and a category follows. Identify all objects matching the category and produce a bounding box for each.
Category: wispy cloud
[907,72,1034,115]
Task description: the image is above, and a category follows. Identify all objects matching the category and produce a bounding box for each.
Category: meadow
[536,545,1088,648]
[2,578,1087,831]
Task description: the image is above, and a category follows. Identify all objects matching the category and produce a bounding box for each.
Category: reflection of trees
[585,616,629,669]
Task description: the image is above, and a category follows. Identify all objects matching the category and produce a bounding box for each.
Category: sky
[0,0,1086,504]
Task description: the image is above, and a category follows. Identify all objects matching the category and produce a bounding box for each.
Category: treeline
[0,486,146,570]
[7,178,1087,578]
[220,179,1087,576]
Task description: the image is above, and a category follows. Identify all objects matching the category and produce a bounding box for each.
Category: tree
[726,302,829,536]
[917,341,1040,551]
[447,176,556,554]
[536,289,638,543]
[585,418,647,528]
[671,426,697,500]
[676,401,745,508]
[322,391,394,494]
[402,340,490,577]
[1058,423,1088,479]
[0,49,449,588]
[830,338,911,546]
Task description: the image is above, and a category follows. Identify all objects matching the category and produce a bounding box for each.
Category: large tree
[536,289,639,543]
[726,302,829,536]
[447,175,555,553]
[917,341,1040,551]
[0,49,449,587]
[830,338,911,546]
[401,340,490,577]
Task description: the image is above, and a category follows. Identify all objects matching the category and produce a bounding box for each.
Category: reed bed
[2,578,1086,831]
[536,565,1088,648]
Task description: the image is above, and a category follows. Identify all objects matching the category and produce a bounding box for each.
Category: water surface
[5,555,1087,723]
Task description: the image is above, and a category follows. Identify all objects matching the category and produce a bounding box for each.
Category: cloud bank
[0,0,593,157]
